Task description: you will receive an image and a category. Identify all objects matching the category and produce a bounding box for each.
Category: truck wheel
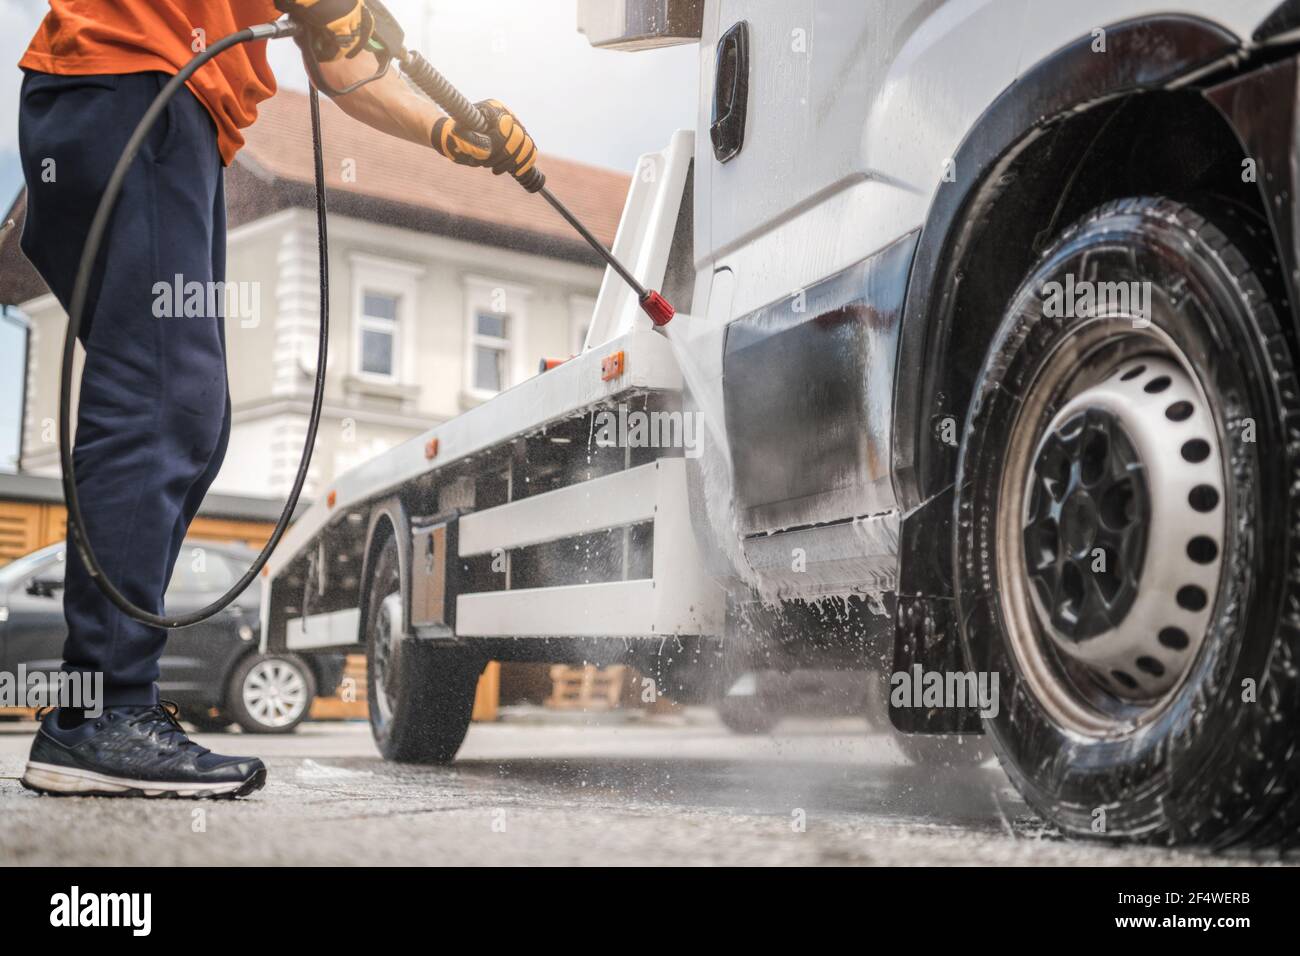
[226,652,315,734]
[365,535,482,763]
[955,197,1300,846]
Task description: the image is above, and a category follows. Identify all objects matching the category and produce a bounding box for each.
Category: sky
[0,0,700,471]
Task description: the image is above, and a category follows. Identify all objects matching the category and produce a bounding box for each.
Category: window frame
[463,276,531,401]
[349,253,424,386]
[357,289,401,382]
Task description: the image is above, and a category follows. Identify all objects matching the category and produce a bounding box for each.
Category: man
[15,0,536,798]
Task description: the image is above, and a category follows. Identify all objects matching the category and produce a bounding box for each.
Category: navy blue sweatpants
[19,71,231,706]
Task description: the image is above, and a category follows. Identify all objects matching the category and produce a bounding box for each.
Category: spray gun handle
[399,49,545,192]
[400,49,488,133]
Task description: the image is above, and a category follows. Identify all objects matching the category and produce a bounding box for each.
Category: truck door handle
[710,21,749,163]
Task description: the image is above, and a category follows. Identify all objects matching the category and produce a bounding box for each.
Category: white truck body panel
[695,0,1279,321]
[458,461,661,556]
[456,459,722,638]
[287,608,361,649]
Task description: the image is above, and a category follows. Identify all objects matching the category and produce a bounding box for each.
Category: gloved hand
[274,0,374,61]
[431,100,544,192]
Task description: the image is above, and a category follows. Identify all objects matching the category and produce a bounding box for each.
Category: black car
[0,540,345,733]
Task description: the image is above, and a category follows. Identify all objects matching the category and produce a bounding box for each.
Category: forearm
[323,54,439,147]
[277,2,538,187]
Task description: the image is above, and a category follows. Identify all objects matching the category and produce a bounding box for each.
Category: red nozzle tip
[639,290,675,327]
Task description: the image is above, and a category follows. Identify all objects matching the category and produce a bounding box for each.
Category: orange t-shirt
[20,1,281,165]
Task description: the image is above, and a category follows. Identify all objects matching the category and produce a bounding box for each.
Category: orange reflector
[601,350,625,382]
[425,438,440,460]
[261,566,269,578]
[538,357,567,373]
[327,490,337,509]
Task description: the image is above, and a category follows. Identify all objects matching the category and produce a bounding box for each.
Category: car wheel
[226,652,316,734]
[955,197,1300,847]
[365,534,482,763]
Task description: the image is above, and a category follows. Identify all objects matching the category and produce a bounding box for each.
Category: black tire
[955,197,1300,847]
[185,709,234,733]
[365,534,482,763]
[225,652,316,734]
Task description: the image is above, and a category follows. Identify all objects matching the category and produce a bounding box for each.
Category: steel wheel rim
[995,320,1227,739]
[371,592,401,727]
[242,658,309,728]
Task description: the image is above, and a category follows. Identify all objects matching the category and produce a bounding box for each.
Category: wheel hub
[1023,407,1148,642]
[1017,355,1225,706]
[243,658,308,728]
[1060,491,1098,556]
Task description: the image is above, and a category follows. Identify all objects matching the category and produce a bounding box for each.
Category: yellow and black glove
[275,0,373,61]
[431,100,544,192]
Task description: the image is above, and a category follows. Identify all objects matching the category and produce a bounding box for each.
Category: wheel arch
[891,14,1295,514]
[356,496,412,646]
[887,15,1300,723]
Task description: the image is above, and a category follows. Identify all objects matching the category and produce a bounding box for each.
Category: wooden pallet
[545,664,627,711]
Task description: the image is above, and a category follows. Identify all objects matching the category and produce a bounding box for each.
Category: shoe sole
[20,761,266,799]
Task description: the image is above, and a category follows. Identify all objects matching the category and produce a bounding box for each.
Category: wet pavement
[0,713,1290,866]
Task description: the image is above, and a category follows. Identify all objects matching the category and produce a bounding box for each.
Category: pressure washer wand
[398,48,675,327]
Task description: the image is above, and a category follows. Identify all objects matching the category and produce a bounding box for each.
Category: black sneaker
[21,701,266,798]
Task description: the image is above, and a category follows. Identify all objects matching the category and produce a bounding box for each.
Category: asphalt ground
[0,711,1293,866]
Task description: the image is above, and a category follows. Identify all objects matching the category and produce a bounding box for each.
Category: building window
[359,290,399,379]
[349,253,424,386]
[472,310,509,393]
[464,277,530,400]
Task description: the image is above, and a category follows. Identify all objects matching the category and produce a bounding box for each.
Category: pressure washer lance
[398,49,675,327]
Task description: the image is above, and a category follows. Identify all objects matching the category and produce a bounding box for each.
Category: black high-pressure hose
[59,19,326,629]
[63,11,674,630]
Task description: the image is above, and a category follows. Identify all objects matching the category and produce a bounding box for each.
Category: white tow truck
[264,0,1300,847]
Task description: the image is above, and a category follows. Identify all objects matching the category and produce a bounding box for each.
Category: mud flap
[891,487,984,734]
